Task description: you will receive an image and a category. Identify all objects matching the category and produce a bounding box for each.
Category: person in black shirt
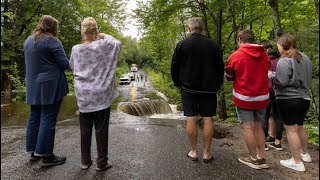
[171,17,224,163]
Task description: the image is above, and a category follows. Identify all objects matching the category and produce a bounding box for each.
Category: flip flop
[187,153,198,161]
[203,156,214,163]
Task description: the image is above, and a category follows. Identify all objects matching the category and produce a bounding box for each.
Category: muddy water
[1,95,79,127]
[1,76,185,128]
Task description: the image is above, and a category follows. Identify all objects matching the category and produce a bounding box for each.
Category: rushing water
[118,99,173,116]
[1,78,185,127]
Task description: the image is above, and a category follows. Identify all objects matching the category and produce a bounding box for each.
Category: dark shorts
[181,88,217,117]
[276,98,310,125]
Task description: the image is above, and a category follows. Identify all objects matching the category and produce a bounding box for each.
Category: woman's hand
[96,33,107,40]
[268,70,275,79]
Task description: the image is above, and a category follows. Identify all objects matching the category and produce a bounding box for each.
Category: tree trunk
[315,0,319,18]
[197,0,210,38]
[269,0,283,38]
[218,86,228,120]
[216,9,223,47]
[216,8,227,120]
[226,0,238,47]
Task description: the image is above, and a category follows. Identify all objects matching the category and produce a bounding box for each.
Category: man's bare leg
[186,116,198,158]
[202,117,214,159]
[242,122,258,159]
[254,122,266,158]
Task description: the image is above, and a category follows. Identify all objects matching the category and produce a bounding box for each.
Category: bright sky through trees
[122,0,141,39]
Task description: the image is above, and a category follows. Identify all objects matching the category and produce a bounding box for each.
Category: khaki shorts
[235,106,266,124]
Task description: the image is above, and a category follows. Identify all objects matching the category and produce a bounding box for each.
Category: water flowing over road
[2,71,311,179]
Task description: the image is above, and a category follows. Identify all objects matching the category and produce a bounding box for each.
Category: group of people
[23,15,313,173]
[24,15,121,170]
[135,72,144,82]
[171,17,312,172]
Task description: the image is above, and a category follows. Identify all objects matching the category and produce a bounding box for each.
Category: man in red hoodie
[225,30,270,170]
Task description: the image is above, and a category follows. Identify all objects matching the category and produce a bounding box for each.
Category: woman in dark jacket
[24,15,69,167]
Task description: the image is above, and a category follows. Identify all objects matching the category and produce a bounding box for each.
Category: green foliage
[304,124,319,146]
[1,0,127,98]
[145,68,181,107]
[65,71,75,94]
[121,37,141,66]
[6,63,25,102]
[225,117,239,124]
[135,0,318,145]
[2,0,319,146]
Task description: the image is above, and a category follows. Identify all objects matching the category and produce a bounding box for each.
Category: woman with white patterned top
[69,17,121,171]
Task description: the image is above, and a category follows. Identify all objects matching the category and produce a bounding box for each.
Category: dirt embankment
[214,121,319,180]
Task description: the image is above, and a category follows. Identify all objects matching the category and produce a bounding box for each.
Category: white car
[119,74,131,85]
[131,66,138,72]
[127,72,134,81]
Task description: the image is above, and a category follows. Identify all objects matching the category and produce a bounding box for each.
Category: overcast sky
[121,0,142,39]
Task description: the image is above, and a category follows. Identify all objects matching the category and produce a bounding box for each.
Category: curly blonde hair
[81,17,98,36]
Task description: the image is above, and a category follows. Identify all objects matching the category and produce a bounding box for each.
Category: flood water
[1,95,79,127]
[1,75,185,128]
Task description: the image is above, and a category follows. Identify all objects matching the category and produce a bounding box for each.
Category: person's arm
[270,58,292,89]
[69,47,75,72]
[171,43,182,87]
[49,38,70,71]
[97,33,121,46]
[97,33,122,78]
[224,54,236,81]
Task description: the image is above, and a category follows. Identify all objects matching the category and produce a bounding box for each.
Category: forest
[1,0,319,144]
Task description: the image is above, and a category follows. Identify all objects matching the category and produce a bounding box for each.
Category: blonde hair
[81,17,98,36]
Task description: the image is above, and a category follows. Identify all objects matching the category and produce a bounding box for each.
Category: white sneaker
[301,153,312,162]
[280,158,305,172]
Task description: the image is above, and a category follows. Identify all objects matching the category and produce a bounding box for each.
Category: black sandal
[203,156,214,163]
[187,153,198,161]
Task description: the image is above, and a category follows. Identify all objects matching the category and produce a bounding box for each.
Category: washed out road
[0,72,301,179]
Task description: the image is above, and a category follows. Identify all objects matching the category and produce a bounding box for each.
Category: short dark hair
[260,41,273,49]
[237,29,255,43]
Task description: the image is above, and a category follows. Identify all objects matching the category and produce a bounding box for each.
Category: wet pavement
[1,73,279,179]
[1,118,278,180]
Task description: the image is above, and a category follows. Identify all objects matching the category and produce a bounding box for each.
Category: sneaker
[301,153,312,163]
[41,155,66,167]
[280,158,305,172]
[257,158,269,169]
[266,135,275,143]
[238,156,261,169]
[264,144,269,151]
[96,161,112,171]
[269,142,283,151]
[81,160,92,170]
[30,153,42,161]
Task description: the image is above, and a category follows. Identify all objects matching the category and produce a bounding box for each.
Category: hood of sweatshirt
[238,44,266,60]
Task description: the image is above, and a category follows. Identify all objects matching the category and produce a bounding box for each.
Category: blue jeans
[26,100,62,156]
